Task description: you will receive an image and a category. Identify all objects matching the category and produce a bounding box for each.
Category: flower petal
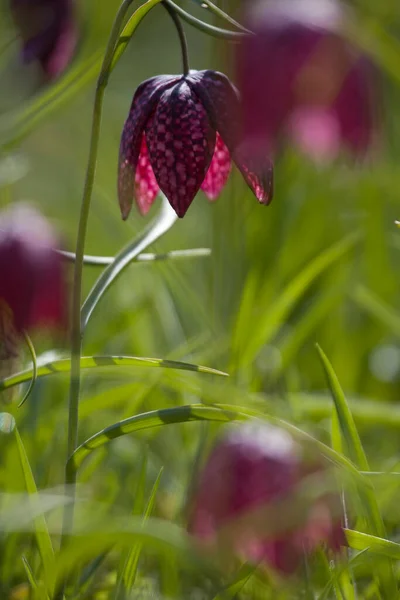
[145,80,215,218]
[233,140,274,204]
[186,70,241,151]
[118,75,178,220]
[134,136,159,215]
[201,133,231,201]
[187,70,273,205]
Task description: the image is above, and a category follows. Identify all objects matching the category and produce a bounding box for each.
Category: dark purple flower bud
[236,0,377,162]
[118,71,273,219]
[0,203,67,337]
[10,0,77,80]
[187,422,345,574]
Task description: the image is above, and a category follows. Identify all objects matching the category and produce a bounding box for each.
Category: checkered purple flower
[118,71,273,218]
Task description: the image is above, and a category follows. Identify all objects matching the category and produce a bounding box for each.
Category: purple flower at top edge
[187,421,345,574]
[0,203,67,352]
[236,0,378,162]
[10,0,77,80]
[118,70,273,219]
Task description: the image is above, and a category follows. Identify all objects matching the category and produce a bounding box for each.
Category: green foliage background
[0,1,400,598]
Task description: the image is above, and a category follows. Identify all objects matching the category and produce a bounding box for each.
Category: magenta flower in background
[118,70,273,219]
[10,0,77,80]
[188,422,344,574]
[236,0,377,162]
[0,203,67,345]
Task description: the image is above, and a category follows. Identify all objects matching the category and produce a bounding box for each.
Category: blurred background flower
[236,0,378,163]
[188,421,344,574]
[9,0,77,80]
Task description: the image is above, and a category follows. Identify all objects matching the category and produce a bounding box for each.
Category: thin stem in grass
[162,1,190,76]
[57,2,137,595]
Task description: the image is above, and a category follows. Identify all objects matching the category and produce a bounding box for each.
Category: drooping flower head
[118,70,273,218]
[0,203,67,338]
[10,0,77,79]
[236,0,377,162]
[188,421,344,574]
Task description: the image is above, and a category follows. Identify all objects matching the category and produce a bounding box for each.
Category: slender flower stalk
[162,1,190,76]
[57,1,138,583]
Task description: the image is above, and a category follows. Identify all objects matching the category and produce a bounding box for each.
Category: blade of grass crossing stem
[68,405,249,471]
[317,345,396,594]
[0,354,227,392]
[69,403,372,483]
[14,429,55,595]
[123,468,164,593]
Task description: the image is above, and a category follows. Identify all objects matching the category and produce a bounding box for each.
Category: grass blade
[69,405,248,471]
[81,194,177,331]
[14,429,55,595]
[0,354,228,393]
[122,468,164,592]
[317,345,396,595]
[317,344,369,470]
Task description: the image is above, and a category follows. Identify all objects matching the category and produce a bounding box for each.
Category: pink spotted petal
[233,140,274,205]
[201,133,231,201]
[134,136,159,215]
[145,81,216,218]
[187,70,273,205]
[118,75,179,220]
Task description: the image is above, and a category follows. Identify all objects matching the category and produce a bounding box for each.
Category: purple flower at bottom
[118,70,273,219]
[0,203,67,343]
[10,0,77,79]
[236,0,378,162]
[187,422,345,574]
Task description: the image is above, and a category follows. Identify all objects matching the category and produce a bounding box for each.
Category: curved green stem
[198,0,251,34]
[18,331,37,408]
[162,1,190,75]
[163,0,248,40]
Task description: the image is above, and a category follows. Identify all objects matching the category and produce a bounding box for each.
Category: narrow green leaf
[81,195,177,330]
[18,331,38,407]
[69,405,247,471]
[14,429,55,594]
[317,345,396,594]
[317,344,369,471]
[110,0,164,71]
[0,354,227,392]
[123,468,164,592]
[22,555,38,592]
[59,247,211,267]
[346,529,400,560]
